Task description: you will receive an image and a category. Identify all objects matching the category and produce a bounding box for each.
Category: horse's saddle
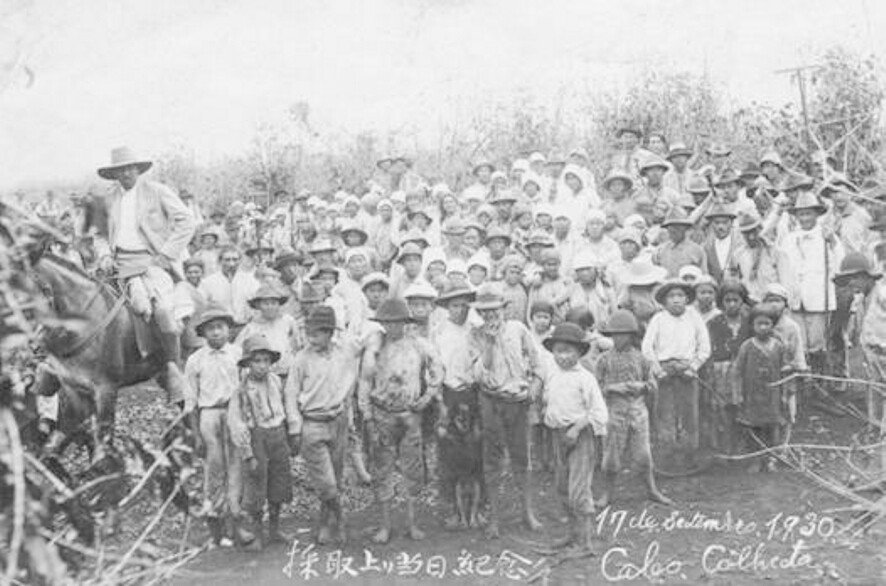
[106,277,157,359]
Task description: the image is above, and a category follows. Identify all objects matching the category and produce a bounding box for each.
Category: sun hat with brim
[397,242,424,264]
[706,143,732,157]
[740,163,762,181]
[407,208,434,224]
[97,146,153,180]
[435,282,477,306]
[623,263,665,288]
[309,266,340,283]
[759,150,784,168]
[305,306,337,333]
[541,322,590,355]
[274,251,303,271]
[183,257,204,271]
[247,284,290,309]
[693,275,719,293]
[818,173,858,197]
[737,213,762,233]
[705,202,737,220]
[361,271,391,291]
[568,147,590,161]
[490,190,518,205]
[602,170,635,192]
[472,161,496,176]
[485,227,512,246]
[472,283,509,311]
[762,283,790,302]
[833,252,883,282]
[654,279,697,305]
[400,229,431,249]
[404,281,438,301]
[339,224,369,245]
[781,173,815,193]
[467,253,490,273]
[788,191,827,215]
[526,231,555,248]
[600,309,640,335]
[344,247,371,265]
[678,265,704,282]
[616,229,643,248]
[661,207,694,227]
[245,241,275,256]
[675,193,696,210]
[639,156,670,175]
[199,225,223,241]
[501,254,526,272]
[666,142,693,160]
[371,298,415,323]
[442,217,467,235]
[194,305,236,336]
[714,169,741,187]
[687,175,711,195]
[615,126,642,138]
[237,334,281,367]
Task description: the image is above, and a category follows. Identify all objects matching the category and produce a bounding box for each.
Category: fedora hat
[97,146,153,180]
[194,304,236,336]
[661,206,694,227]
[305,305,337,333]
[237,334,281,367]
[705,202,737,220]
[788,191,827,215]
[666,142,693,160]
[600,309,640,335]
[435,281,476,306]
[737,213,762,233]
[247,284,289,309]
[639,156,670,175]
[654,278,696,305]
[371,298,415,323]
[404,281,438,301]
[833,252,882,282]
[623,261,667,287]
[542,323,590,355]
[472,282,508,310]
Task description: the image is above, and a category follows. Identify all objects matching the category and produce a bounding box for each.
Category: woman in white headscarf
[552,164,601,225]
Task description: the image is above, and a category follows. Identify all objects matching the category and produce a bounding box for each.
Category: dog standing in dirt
[437,386,483,529]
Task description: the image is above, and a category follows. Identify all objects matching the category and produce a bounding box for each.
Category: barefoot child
[184,305,255,548]
[285,306,364,544]
[542,323,609,552]
[731,304,789,472]
[367,298,443,544]
[596,310,672,507]
[229,334,293,548]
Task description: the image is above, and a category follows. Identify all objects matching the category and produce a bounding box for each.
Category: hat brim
[369,316,416,324]
[667,150,692,160]
[833,269,883,282]
[661,219,694,228]
[473,300,508,310]
[435,290,477,306]
[654,282,696,305]
[640,164,669,175]
[739,221,762,232]
[787,205,826,215]
[98,161,152,180]
[248,295,289,309]
[194,315,235,336]
[542,336,590,355]
[705,212,737,220]
[600,326,638,335]
[237,349,281,367]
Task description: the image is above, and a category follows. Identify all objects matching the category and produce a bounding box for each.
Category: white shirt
[116,187,147,250]
[713,234,732,270]
[199,270,261,324]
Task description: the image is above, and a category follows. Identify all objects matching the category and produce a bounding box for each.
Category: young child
[541,323,609,553]
[527,249,572,324]
[236,284,300,384]
[596,310,672,507]
[694,276,721,322]
[286,306,363,544]
[501,255,529,324]
[731,303,789,472]
[229,334,293,548]
[763,284,808,422]
[366,298,443,544]
[467,254,490,289]
[703,282,751,454]
[184,305,255,548]
[564,307,614,374]
[527,301,556,471]
[641,279,711,468]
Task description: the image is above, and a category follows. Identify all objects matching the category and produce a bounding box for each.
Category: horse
[29,252,169,449]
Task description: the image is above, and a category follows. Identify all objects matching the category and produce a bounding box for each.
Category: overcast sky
[0,0,884,189]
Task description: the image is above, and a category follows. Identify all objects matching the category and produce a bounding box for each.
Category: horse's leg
[94,381,119,445]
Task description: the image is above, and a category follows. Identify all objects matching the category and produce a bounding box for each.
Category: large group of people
[27,128,886,554]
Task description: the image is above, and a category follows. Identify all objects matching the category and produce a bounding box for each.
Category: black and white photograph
[1,1,885,584]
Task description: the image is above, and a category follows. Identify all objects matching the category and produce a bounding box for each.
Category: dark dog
[438,387,484,529]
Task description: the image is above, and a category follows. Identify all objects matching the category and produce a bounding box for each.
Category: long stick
[1,408,25,586]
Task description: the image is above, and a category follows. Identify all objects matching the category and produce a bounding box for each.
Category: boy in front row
[542,323,609,554]
[229,334,293,548]
[285,306,364,544]
[595,310,673,507]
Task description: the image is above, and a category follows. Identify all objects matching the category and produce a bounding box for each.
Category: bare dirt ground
[98,382,885,586]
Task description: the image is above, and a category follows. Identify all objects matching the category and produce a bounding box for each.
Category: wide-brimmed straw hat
[237,334,281,367]
[654,278,697,305]
[97,146,153,180]
[602,169,634,192]
[542,323,590,355]
[737,213,762,233]
[623,261,667,287]
[661,207,694,227]
[639,156,670,175]
[788,191,827,215]
[706,143,732,157]
[666,142,693,160]
[194,305,236,336]
[396,242,424,264]
[435,282,477,306]
[247,284,290,308]
[361,272,391,291]
[705,202,737,220]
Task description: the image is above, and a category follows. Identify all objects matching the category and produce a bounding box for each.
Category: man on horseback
[98,146,196,404]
